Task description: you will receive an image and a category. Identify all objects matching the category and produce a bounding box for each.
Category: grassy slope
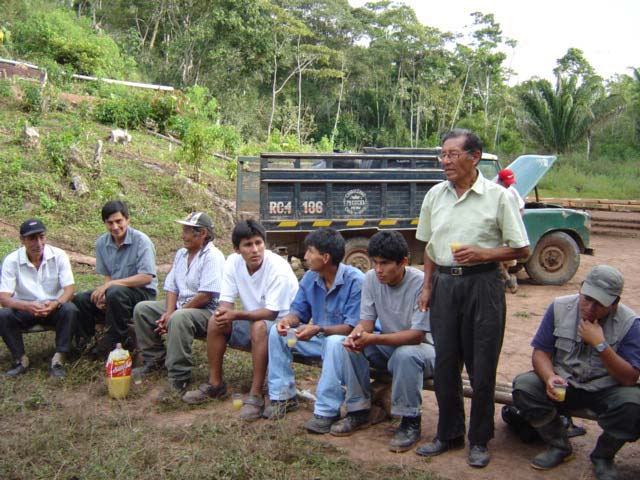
[0,90,236,263]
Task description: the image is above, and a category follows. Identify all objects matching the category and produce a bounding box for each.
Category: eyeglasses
[437,150,472,161]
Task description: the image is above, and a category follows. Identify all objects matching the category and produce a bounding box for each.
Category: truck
[236,149,594,285]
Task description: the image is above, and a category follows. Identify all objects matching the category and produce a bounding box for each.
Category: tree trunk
[331,60,346,146]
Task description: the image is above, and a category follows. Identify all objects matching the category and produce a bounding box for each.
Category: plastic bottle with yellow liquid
[106,343,132,399]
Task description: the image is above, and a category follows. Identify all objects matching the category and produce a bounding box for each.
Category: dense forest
[1,0,639,161]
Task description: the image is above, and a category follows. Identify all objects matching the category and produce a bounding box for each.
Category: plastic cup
[132,369,143,385]
[450,242,462,253]
[232,393,243,411]
[286,329,297,348]
[553,384,567,402]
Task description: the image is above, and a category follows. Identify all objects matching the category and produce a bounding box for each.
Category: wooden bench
[275,349,600,421]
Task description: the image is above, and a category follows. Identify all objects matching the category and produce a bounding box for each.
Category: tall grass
[534,152,640,199]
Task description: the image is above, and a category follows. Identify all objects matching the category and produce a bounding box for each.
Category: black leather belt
[437,263,498,276]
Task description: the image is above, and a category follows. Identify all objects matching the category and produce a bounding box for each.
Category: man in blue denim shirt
[263,228,364,422]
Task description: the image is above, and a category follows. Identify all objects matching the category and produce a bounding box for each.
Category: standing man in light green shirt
[414,129,530,468]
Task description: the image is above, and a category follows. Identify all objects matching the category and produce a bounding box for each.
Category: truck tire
[344,237,371,273]
[525,231,580,285]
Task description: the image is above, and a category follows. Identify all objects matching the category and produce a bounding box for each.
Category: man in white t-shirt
[182,220,298,421]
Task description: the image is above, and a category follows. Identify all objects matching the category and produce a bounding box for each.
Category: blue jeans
[315,335,436,417]
[267,326,339,403]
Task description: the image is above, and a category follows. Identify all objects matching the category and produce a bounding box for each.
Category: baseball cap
[175,212,213,229]
[20,218,46,237]
[580,265,624,307]
[498,169,516,185]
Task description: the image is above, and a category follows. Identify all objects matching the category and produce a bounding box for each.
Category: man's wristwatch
[595,341,608,353]
[317,326,325,336]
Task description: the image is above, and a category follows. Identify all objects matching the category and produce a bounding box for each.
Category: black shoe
[591,457,618,480]
[416,436,465,457]
[330,410,371,437]
[389,416,421,453]
[49,363,66,379]
[468,444,490,468]
[6,362,28,377]
[155,378,190,403]
[530,447,574,470]
[263,397,299,420]
[304,414,341,434]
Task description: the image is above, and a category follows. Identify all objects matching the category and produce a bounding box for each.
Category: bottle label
[106,356,132,378]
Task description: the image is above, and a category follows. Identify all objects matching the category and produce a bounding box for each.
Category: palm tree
[518,72,622,157]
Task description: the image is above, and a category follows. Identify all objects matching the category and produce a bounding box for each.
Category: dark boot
[590,432,626,480]
[530,416,573,470]
[389,415,421,452]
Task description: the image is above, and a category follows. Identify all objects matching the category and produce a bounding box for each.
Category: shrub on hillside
[11,8,134,77]
[93,94,152,130]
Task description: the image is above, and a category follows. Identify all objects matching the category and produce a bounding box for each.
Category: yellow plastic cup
[553,384,567,402]
[232,393,243,411]
[287,329,297,348]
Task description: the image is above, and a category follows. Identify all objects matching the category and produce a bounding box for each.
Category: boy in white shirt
[182,220,298,421]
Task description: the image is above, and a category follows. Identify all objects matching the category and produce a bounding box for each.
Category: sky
[348,0,639,84]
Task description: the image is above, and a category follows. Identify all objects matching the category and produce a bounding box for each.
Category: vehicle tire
[525,231,580,285]
[344,236,371,273]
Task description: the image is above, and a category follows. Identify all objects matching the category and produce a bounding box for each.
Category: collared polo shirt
[95,226,157,293]
[163,242,225,312]
[0,244,74,301]
[290,263,364,328]
[416,170,529,266]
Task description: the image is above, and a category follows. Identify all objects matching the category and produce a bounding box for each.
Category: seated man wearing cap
[512,265,640,480]
[74,200,157,356]
[497,168,525,293]
[0,219,79,378]
[133,212,225,399]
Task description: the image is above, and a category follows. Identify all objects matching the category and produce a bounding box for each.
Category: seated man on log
[181,219,298,421]
[133,212,225,400]
[73,200,157,357]
[311,231,436,453]
[0,219,78,379]
[263,228,364,420]
[512,265,639,480]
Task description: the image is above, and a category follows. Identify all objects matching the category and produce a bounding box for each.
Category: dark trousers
[513,371,640,442]
[430,267,506,445]
[0,303,79,361]
[73,285,155,350]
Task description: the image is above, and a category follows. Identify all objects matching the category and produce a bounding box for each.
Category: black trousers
[513,370,640,442]
[73,285,155,350]
[0,303,79,361]
[429,267,506,445]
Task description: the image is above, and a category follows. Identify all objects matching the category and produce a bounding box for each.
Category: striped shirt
[163,242,225,312]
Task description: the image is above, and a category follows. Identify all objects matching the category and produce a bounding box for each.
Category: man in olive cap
[0,219,79,378]
[133,212,225,399]
[512,265,639,480]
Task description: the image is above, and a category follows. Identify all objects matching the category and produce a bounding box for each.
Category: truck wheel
[525,231,580,285]
[344,237,371,273]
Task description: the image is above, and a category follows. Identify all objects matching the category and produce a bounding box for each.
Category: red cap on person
[498,169,516,185]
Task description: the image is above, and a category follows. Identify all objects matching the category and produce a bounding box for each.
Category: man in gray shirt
[313,231,435,453]
[74,201,157,356]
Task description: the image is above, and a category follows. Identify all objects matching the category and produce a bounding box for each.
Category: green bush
[93,94,152,129]
[20,84,42,113]
[11,8,133,77]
